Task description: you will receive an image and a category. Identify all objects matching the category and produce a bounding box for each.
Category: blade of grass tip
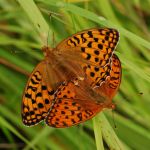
[96,112,126,150]
[16,0,51,46]
[93,116,104,150]
[0,117,38,150]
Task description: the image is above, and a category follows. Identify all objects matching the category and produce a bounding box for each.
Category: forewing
[57,28,119,86]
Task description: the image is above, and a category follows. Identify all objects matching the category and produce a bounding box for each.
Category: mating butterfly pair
[22,28,121,128]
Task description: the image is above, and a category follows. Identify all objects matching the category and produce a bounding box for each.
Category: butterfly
[22,28,120,127]
[45,54,122,128]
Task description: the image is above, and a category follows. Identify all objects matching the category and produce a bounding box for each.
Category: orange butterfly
[22,28,120,127]
[45,54,121,128]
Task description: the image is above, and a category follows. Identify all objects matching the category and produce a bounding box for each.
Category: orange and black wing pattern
[45,79,109,128]
[57,28,119,86]
[45,53,122,128]
[22,61,55,126]
[95,54,122,101]
[22,28,121,128]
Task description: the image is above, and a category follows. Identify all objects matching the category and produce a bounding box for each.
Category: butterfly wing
[45,79,110,128]
[95,54,122,101]
[22,61,55,126]
[22,28,120,127]
[45,54,121,128]
[56,28,119,86]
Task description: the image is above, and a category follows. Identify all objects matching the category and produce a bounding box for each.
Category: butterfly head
[41,46,54,57]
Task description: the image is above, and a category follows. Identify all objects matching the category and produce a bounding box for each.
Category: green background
[0,0,150,150]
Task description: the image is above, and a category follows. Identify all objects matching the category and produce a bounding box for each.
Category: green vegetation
[0,0,150,149]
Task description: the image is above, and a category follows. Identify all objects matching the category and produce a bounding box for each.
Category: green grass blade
[93,116,104,150]
[0,117,37,150]
[16,0,50,45]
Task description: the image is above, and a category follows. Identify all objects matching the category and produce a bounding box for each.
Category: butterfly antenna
[53,32,56,48]
[48,12,56,48]
[47,28,50,47]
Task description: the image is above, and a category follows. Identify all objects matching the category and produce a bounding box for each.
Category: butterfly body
[22,28,121,127]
